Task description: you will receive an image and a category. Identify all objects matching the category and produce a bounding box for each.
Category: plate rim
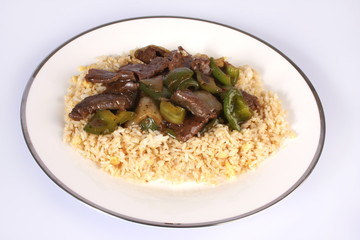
[20,16,326,228]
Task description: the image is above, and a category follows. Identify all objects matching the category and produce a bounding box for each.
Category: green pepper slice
[210,57,231,86]
[139,82,171,100]
[200,118,220,134]
[223,89,252,131]
[219,85,233,100]
[178,78,200,91]
[84,110,118,135]
[164,67,194,92]
[116,111,136,124]
[160,101,186,124]
[166,128,178,139]
[160,86,172,99]
[139,76,172,100]
[225,62,240,85]
[196,71,222,94]
[140,117,159,131]
[84,110,136,135]
[139,81,161,99]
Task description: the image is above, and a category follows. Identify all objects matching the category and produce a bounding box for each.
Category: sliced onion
[193,91,222,113]
[140,75,164,92]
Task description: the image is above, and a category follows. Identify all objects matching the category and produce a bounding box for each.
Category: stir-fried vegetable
[140,75,163,92]
[166,128,178,139]
[225,62,240,85]
[139,82,172,100]
[139,76,172,100]
[196,71,222,94]
[192,91,223,114]
[125,96,162,127]
[223,89,253,131]
[140,117,159,131]
[200,118,220,133]
[164,67,194,92]
[178,78,200,91]
[84,110,135,135]
[214,57,225,67]
[160,101,186,124]
[210,57,232,86]
[116,111,137,124]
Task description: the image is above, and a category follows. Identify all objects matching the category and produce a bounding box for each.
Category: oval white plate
[21,17,325,227]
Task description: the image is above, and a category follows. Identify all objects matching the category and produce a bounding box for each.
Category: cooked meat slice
[103,81,138,95]
[167,115,208,142]
[69,93,137,121]
[170,90,222,119]
[85,69,136,83]
[134,45,170,64]
[240,90,261,111]
[119,57,169,80]
[190,57,211,75]
[167,50,193,71]
[103,81,139,108]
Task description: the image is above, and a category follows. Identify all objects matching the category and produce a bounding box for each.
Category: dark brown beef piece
[103,81,139,111]
[167,50,193,71]
[85,69,136,83]
[103,81,138,95]
[170,90,222,119]
[167,115,208,142]
[190,57,211,75]
[69,81,139,121]
[134,45,170,64]
[119,57,169,80]
[240,90,261,111]
[69,94,136,121]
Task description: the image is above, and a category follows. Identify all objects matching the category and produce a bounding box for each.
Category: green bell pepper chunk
[140,117,159,131]
[83,110,136,135]
[223,89,252,131]
[225,62,240,85]
[160,101,186,124]
[116,111,136,125]
[164,67,194,92]
[166,128,178,139]
[200,118,220,134]
[139,82,171,100]
[178,78,200,91]
[210,57,231,86]
[196,71,222,94]
[83,110,118,135]
[161,86,172,99]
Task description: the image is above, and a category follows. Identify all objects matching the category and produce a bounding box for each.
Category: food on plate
[63,45,294,184]
[68,45,258,140]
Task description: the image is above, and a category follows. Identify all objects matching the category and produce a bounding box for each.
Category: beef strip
[85,69,136,83]
[167,115,208,142]
[170,90,222,119]
[119,57,169,80]
[134,45,170,64]
[104,81,139,107]
[190,57,212,75]
[240,90,261,111]
[103,81,138,95]
[69,94,135,121]
[167,49,193,71]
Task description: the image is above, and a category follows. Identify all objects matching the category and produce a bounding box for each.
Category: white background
[1,0,359,239]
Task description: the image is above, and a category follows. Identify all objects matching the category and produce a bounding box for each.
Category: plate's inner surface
[22,17,324,226]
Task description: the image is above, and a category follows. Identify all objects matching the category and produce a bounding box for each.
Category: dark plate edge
[20,15,326,228]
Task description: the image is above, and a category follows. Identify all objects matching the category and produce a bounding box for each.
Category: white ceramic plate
[21,17,325,227]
